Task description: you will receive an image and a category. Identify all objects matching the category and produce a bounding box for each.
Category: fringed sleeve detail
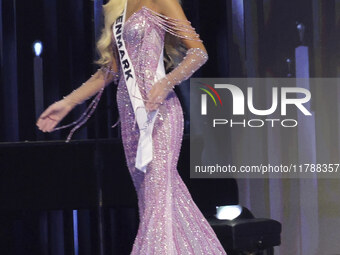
[149,47,208,96]
[52,65,120,142]
[143,7,203,42]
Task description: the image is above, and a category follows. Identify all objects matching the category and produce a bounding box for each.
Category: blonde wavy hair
[94,0,186,72]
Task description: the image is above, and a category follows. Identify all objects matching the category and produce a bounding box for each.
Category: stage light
[33,40,44,138]
[33,40,43,57]
[215,205,242,220]
[73,210,79,255]
[296,22,305,44]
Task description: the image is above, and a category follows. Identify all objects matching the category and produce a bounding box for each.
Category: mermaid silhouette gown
[109,6,228,255]
[54,4,227,255]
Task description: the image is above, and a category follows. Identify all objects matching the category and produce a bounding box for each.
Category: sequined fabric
[113,6,227,255]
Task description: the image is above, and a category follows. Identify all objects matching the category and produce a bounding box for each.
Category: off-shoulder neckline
[125,6,151,25]
[124,5,191,25]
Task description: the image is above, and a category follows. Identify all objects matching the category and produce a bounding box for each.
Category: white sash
[113,1,160,173]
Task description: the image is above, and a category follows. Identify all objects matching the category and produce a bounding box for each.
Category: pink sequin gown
[112,6,227,255]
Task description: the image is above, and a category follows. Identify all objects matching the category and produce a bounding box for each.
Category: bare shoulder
[152,0,186,17]
[146,0,161,13]
[149,0,179,13]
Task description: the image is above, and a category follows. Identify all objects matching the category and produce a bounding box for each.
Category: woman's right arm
[36,65,119,133]
[63,41,121,109]
[36,43,121,133]
[61,66,117,108]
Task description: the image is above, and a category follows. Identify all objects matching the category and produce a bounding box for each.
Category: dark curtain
[1,0,339,142]
[1,0,340,254]
[0,0,231,143]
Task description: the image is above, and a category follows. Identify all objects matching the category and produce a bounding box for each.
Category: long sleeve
[144,6,208,107]
[52,42,121,142]
[158,47,208,89]
[144,4,209,70]
[63,39,121,108]
[62,64,120,108]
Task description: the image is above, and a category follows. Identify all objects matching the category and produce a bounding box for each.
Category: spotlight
[215,205,242,220]
[33,40,44,138]
[33,40,43,57]
[296,22,305,44]
[286,58,292,77]
[297,23,303,31]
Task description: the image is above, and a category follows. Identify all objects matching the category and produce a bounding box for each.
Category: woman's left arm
[146,0,209,111]
[156,0,207,51]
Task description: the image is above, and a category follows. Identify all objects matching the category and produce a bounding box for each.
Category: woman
[36,0,227,254]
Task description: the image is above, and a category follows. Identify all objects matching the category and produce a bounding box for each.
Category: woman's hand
[36,99,74,132]
[145,76,173,112]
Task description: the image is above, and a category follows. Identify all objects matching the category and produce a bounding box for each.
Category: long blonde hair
[94,0,186,72]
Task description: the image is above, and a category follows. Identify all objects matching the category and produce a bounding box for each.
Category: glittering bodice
[112,6,166,100]
[53,5,224,252]
[108,6,226,255]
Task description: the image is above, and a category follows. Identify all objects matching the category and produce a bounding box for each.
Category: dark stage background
[3,0,337,143]
[1,0,340,254]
